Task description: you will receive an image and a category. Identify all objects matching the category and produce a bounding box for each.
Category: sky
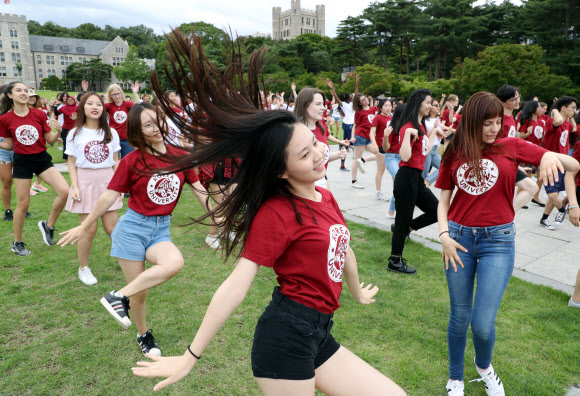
[1,0,373,38]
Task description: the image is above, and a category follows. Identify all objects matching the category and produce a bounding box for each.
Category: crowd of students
[1,32,580,395]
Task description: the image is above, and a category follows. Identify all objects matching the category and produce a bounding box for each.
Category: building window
[10,29,17,37]
[16,53,20,62]
[0,53,4,62]
[294,9,296,13]
[76,47,85,53]
[46,55,50,64]
[302,17,304,23]
[0,40,2,48]
[13,67,18,77]
[313,20,315,26]
[61,56,64,65]
[61,46,69,52]
[307,18,310,25]
[62,70,66,78]
[11,53,16,62]
[44,44,53,51]
[0,67,6,77]
[39,69,43,78]
[51,56,55,65]
[37,54,41,64]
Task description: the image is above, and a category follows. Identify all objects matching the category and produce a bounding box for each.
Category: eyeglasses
[111,93,122,97]
[507,96,520,103]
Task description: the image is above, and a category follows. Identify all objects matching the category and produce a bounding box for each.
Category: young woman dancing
[64,92,123,285]
[58,102,212,356]
[370,99,392,201]
[130,31,406,396]
[435,92,579,395]
[350,92,378,188]
[383,103,406,218]
[0,82,69,256]
[102,82,141,159]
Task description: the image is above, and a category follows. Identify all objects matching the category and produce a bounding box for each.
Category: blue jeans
[422,145,441,185]
[445,221,516,380]
[342,123,353,142]
[119,139,135,160]
[384,153,401,213]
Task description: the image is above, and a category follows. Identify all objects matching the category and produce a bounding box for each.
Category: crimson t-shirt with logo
[241,187,350,314]
[60,104,79,130]
[441,109,461,129]
[502,114,518,138]
[371,114,391,148]
[107,147,199,216]
[398,121,430,171]
[0,108,51,155]
[519,119,544,147]
[354,107,378,140]
[435,138,547,227]
[105,101,135,140]
[572,141,580,187]
[543,118,571,155]
[312,119,330,169]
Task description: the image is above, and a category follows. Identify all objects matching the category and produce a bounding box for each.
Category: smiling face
[140,109,163,145]
[306,93,325,124]
[167,92,180,107]
[8,83,29,105]
[482,116,502,145]
[281,123,326,188]
[67,97,75,106]
[419,95,432,118]
[84,94,103,121]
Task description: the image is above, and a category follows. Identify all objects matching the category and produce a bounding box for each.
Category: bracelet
[439,231,449,237]
[187,346,201,360]
[569,205,579,210]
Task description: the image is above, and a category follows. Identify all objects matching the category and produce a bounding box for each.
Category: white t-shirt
[65,127,121,169]
[332,105,342,119]
[164,117,183,147]
[341,102,355,125]
[281,104,294,112]
[424,117,441,148]
[57,104,65,126]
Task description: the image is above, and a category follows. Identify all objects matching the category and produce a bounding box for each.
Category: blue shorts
[110,208,172,261]
[0,147,14,164]
[354,135,372,146]
[332,116,341,122]
[544,170,566,194]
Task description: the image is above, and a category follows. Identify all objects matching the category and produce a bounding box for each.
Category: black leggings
[392,166,439,256]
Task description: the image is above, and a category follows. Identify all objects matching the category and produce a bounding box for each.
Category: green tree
[335,16,369,69]
[66,59,113,92]
[342,65,396,97]
[114,45,150,84]
[40,75,63,91]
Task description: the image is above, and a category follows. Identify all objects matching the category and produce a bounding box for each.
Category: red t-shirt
[441,109,461,129]
[435,138,547,227]
[502,114,518,138]
[572,142,580,187]
[171,106,185,118]
[60,104,78,130]
[107,147,199,216]
[371,114,391,148]
[387,121,402,154]
[323,100,332,119]
[312,120,330,169]
[241,187,350,314]
[354,107,378,140]
[543,118,572,154]
[519,119,544,147]
[105,101,135,140]
[0,108,51,155]
[398,121,430,171]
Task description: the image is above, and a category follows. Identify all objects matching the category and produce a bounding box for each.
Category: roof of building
[29,35,110,55]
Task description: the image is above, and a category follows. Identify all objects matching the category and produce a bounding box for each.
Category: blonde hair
[448,94,458,102]
[105,83,123,103]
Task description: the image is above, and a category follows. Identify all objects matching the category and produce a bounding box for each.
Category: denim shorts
[0,148,14,164]
[332,116,341,122]
[110,208,172,261]
[251,287,340,380]
[354,135,372,146]
[544,170,566,194]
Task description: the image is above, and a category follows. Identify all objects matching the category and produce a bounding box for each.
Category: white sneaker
[386,212,396,219]
[356,158,366,174]
[554,206,567,224]
[569,297,580,309]
[205,234,220,249]
[78,266,98,286]
[58,147,63,151]
[470,358,505,395]
[350,181,364,189]
[540,218,555,230]
[376,191,389,201]
[446,380,465,396]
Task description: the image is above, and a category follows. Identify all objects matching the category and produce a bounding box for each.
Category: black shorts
[515,168,528,183]
[211,162,229,186]
[12,151,54,179]
[251,287,340,380]
[378,147,386,155]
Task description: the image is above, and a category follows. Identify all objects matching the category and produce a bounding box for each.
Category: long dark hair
[442,92,504,185]
[150,29,318,259]
[519,100,539,126]
[0,82,25,115]
[397,89,431,136]
[391,103,406,135]
[72,92,112,144]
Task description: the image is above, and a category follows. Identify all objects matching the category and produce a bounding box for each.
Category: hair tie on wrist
[569,205,579,210]
[439,231,449,237]
[187,346,201,360]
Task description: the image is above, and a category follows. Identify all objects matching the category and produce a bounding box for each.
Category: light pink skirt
[65,167,123,214]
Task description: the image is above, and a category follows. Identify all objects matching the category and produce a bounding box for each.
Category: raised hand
[81,80,89,92]
[132,81,140,95]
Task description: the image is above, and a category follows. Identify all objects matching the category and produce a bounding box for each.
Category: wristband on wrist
[187,346,201,360]
[439,231,449,237]
[569,205,579,210]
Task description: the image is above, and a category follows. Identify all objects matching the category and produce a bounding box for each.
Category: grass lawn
[0,160,579,395]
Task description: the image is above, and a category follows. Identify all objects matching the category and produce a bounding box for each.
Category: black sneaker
[100,291,131,329]
[38,221,55,246]
[137,330,161,356]
[388,256,417,275]
[4,209,13,221]
[12,241,31,256]
[25,212,32,218]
